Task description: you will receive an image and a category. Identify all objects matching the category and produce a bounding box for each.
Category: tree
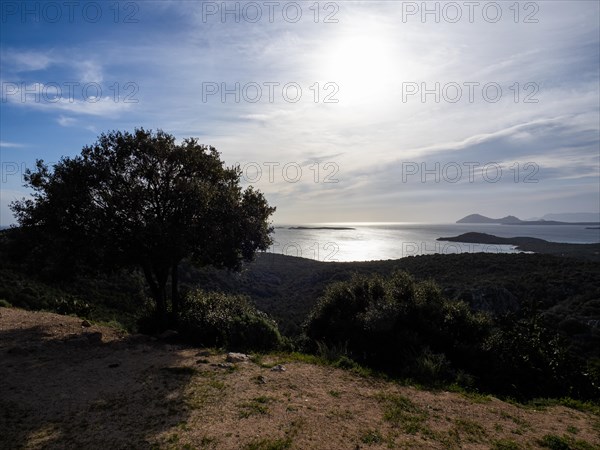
[11,128,275,326]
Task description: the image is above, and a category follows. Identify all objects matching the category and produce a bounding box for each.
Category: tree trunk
[155,265,169,328]
[171,260,180,321]
[142,262,169,330]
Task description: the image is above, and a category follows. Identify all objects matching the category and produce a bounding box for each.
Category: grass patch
[448,384,493,403]
[360,429,383,445]
[376,393,429,434]
[453,418,487,442]
[198,436,217,448]
[239,396,275,418]
[491,439,520,450]
[503,411,530,427]
[328,390,341,398]
[0,299,12,308]
[527,398,600,416]
[184,374,228,410]
[538,433,596,450]
[243,437,292,450]
[264,352,380,378]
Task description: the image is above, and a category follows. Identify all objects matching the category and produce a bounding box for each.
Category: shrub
[304,271,489,381]
[480,314,597,399]
[51,295,91,317]
[178,290,283,352]
[0,299,11,308]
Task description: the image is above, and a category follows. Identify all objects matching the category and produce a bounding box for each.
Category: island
[437,232,600,261]
[457,213,600,226]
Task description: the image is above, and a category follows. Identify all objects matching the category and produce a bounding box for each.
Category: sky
[1,0,599,225]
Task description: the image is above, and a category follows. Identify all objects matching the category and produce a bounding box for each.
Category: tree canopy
[11,128,275,325]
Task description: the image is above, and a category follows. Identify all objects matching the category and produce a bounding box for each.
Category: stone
[226,352,250,363]
[158,329,178,340]
[271,364,286,372]
[81,320,92,327]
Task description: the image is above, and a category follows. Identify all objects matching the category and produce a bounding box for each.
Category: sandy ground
[1,307,599,449]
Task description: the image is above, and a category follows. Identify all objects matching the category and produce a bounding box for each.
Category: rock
[226,352,250,363]
[257,375,267,384]
[216,362,233,369]
[271,364,286,372]
[158,329,179,340]
[81,320,92,327]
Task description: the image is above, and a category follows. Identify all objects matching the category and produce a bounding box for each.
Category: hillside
[185,252,600,345]
[1,307,599,450]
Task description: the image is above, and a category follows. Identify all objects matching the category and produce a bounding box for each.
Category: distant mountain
[456,214,522,224]
[456,214,600,226]
[542,213,600,223]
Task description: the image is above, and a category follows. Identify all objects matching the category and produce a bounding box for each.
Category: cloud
[0,141,25,148]
[1,50,54,72]
[3,83,133,117]
[57,115,77,126]
[77,60,104,83]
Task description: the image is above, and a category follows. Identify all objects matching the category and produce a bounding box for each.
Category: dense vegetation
[1,226,599,400]
[305,271,599,400]
[305,272,489,384]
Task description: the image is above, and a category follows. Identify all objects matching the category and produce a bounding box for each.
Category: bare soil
[1,307,599,449]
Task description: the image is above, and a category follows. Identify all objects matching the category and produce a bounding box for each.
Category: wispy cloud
[0,141,25,149]
[57,115,77,127]
[4,82,132,117]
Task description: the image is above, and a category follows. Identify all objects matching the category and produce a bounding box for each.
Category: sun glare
[322,31,399,104]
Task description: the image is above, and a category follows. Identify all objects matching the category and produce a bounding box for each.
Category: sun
[321,32,399,104]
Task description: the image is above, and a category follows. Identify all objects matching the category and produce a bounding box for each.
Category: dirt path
[1,307,598,449]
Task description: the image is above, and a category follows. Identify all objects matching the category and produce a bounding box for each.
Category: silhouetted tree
[11,129,275,326]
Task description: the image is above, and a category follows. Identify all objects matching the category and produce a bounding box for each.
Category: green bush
[52,295,91,317]
[480,314,597,399]
[0,299,11,308]
[304,271,489,380]
[178,290,283,352]
[305,271,599,399]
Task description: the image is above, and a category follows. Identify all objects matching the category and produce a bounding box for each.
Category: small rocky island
[438,232,600,261]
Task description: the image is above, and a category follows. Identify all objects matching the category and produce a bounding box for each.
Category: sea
[268,223,600,263]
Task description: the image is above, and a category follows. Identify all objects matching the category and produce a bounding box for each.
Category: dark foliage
[9,129,275,327]
[480,313,599,399]
[177,290,283,352]
[304,271,599,400]
[305,271,489,384]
